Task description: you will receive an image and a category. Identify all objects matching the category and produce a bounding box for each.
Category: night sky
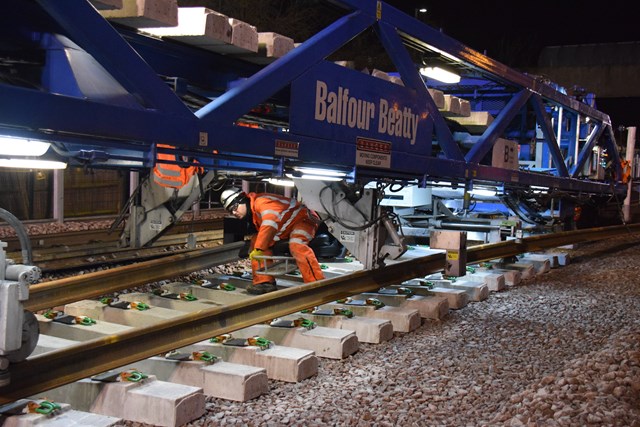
[385,0,639,67]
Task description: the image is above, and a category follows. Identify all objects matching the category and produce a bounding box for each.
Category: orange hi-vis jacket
[247,192,325,284]
[153,144,201,189]
[248,192,316,250]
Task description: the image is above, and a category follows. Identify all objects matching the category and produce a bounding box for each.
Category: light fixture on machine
[418,50,462,84]
[285,166,349,182]
[419,66,461,84]
[0,136,67,169]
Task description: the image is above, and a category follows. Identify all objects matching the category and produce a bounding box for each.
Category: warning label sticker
[355,137,391,168]
[340,230,356,243]
[275,140,299,158]
[447,251,459,261]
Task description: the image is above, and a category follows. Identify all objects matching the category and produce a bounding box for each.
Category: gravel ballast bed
[135,235,640,427]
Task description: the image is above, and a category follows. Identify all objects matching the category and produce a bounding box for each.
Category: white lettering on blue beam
[314,80,420,145]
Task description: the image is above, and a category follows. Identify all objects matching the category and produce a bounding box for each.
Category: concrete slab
[233,324,359,360]
[31,334,79,356]
[449,111,494,134]
[101,0,179,28]
[162,281,250,304]
[35,376,203,427]
[420,275,489,301]
[428,88,445,109]
[218,18,258,54]
[0,400,122,427]
[440,95,461,116]
[426,287,469,309]
[90,0,123,10]
[320,302,420,333]
[475,267,522,286]
[117,292,222,311]
[495,262,536,279]
[519,254,553,272]
[439,280,489,302]
[458,98,471,116]
[465,271,506,292]
[64,300,185,328]
[549,251,571,266]
[350,293,449,320]
[121,356,268,402]
[178,340,317,382]
[37,314,132,342]
[144,7,232,46]
[281,313,393,344]
[258,32,295,58]
[387,282,468,309]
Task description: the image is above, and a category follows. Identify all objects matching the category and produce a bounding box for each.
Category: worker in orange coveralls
[220,187,325,295]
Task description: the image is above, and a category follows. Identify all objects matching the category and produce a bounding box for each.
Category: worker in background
[220,187,325,295]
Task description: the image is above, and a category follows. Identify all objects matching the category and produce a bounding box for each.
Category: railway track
[3,217,225,272]
[1,224,639,425]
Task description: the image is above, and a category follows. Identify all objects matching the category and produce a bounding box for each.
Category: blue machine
[0,0,622,183]
[0,0,626,235]
[0,0,629,378]
[0,0,626,248]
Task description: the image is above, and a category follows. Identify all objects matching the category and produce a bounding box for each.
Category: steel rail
[3,224,639,403]
[2,217,225,252]
[24,241,245,312]
[30,233,225,272]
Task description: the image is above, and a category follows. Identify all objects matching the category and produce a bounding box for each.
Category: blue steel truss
[0,0,624,196]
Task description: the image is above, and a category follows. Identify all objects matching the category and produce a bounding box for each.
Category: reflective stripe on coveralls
[247,192,325,285]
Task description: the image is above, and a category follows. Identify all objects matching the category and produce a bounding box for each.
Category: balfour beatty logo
[314,80,423,145]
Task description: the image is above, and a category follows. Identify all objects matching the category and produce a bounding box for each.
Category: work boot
[247,282,278,295]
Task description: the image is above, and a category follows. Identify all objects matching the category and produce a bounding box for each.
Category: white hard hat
[220,187,244,210]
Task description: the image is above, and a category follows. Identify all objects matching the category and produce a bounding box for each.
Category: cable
[318,184,388,232]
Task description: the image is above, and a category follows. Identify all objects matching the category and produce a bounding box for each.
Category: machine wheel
[5,310,39,363]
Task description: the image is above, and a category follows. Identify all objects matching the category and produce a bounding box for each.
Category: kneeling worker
[220,187,325,294]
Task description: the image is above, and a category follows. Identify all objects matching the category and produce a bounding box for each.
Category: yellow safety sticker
[447,251,459,261]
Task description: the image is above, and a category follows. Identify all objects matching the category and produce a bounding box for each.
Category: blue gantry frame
[0,0,624,196]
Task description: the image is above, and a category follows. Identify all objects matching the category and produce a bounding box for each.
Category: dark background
[385,0,639,67]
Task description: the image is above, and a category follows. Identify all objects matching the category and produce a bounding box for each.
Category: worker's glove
[249,248,265,260]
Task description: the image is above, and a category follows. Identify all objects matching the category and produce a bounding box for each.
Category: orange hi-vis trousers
[251,216,325,285]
